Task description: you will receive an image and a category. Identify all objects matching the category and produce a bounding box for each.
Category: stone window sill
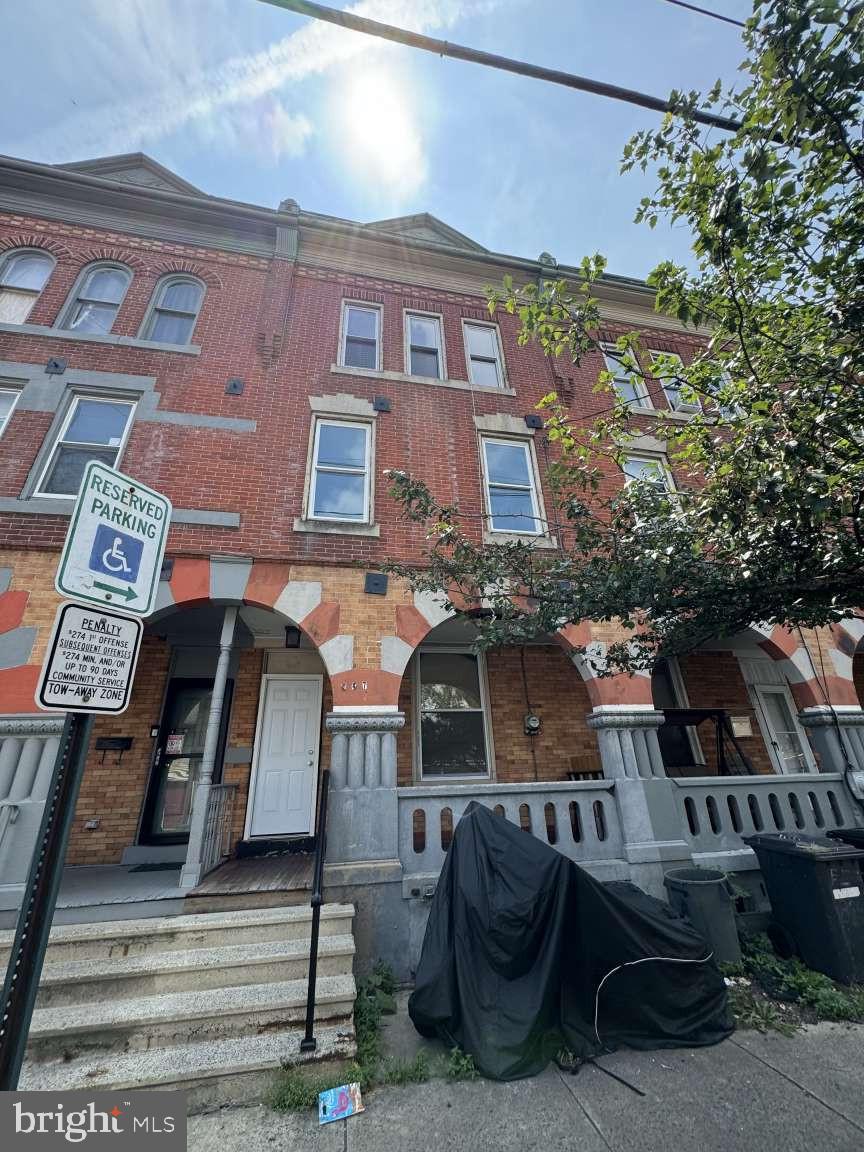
[0,321,201,356]
[482,530,557,549]
[331,363,515,397]
[293,517,381,538]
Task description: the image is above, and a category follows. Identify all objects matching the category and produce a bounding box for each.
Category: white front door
[754,685,815,774]
[247,675,322,838]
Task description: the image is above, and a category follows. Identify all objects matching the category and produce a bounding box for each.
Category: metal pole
[301,771,330,1053]
[0,711,94,1089]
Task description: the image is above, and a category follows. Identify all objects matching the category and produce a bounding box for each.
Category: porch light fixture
[284,625,302,648]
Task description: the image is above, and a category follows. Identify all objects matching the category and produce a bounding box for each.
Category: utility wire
[259,0,745,135]
[659,0,746,28]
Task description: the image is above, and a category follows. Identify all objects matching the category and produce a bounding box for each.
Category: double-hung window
[406,312,443,379]
[61,264,131,335]
[0,388,20,437]
[417,650,490,777]
[601,344,651,409]
[143,276,204,345]
[622,453,674,495]
[0,250,54,324]
[482,437,543,535]
[464,322,504,387]
[650,351,698,413]
[36,396,136,497]
[309,419,371,522]
[340,303,380,370]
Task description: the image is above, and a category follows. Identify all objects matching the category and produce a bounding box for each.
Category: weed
[737,934,864,1026]
[445,1046,478,1080]
[726,985,798,1036]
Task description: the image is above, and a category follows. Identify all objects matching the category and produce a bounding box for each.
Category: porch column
[325,711,404,863]
[799,707,864,804]
[587,707,692,896]
[179,606,237,890]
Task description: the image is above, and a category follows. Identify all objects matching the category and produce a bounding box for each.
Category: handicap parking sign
[88,524,144,584]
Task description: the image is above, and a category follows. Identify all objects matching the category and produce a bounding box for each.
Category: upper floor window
[601,344,651,410]
[0,388,20,437]
[308,418,371,522]
[622,453,675,495]
[340,303,380,370]
[406,312,443,379]
[142,276,204,345]
[650,350,699,413]
[481,437,543,535]
[0,250,55,324]
[464,322,504,387]
[59,264,131,335]
[35,396,136,497]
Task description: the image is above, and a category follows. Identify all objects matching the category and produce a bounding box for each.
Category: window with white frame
[36,397,136,497]
[622,453,674,494]
[417,650,490,777]
[601,344,651,409]
[340,303,380,370]
[406,312,443,379]
[142,276,204,344]
[481,437,543,534]
[464,321,504,387]
[60,264,131,335]
[650,350,699,413]
[0,388,20,437]
[308,418,371,522]
[0,250,55,324]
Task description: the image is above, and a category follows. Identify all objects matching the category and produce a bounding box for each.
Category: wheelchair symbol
[88,524,143,584]
[102,536,132,575]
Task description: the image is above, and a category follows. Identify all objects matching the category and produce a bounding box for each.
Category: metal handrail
[300,770,330,1053]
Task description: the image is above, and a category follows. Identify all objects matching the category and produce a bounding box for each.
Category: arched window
[142,276,204,345]
[0,249,55,324]
[59,263,131,335]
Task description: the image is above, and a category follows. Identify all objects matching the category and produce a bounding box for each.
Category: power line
[260,0,745,135]
[659,0,746,28]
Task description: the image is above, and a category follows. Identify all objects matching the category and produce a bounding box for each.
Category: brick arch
[80,247,149,272]
[381,593,653,709]
[0,233,74,261]
[159,557,355,691]
[150,259,223,289]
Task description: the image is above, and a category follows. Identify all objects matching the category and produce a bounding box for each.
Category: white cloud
[21,0,504,165]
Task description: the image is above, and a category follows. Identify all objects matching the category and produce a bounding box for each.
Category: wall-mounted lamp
[285,625,302,648]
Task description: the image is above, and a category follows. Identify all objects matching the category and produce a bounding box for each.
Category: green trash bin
[663,867,742,966]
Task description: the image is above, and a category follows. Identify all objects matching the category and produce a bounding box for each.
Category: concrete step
[27,973,356,1062]
[0,903,354,965]
[35,934,356,1008]
[20,1023,356,1112]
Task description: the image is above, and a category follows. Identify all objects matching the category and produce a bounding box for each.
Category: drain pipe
[180,605,237,889]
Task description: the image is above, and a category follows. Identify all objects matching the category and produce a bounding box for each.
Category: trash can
[743,832,864,984]
[663,867,741,965]
[827,828,864,851]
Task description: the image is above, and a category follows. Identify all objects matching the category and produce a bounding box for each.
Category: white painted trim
[403,308,447,381]
[664,655,705,765]
[751,683,817,774]
[32,393,137,498]
[244,673,324,840]
[338,299,382,371]
[479,434,546,538]
[55,260,132,335]
[331,703,399,713]
[0,386,21,437]
[461,317,507,389]
[590,704,657,713]
[304,414,374,525]
[600,343,653,410]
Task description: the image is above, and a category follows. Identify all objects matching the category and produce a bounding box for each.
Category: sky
[1,0,754,280]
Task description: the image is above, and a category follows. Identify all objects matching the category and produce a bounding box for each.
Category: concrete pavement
[188,1020,864,1152]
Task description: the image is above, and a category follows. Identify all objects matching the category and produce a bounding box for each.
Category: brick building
[1,151,863,974]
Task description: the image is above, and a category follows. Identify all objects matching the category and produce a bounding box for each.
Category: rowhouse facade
[1,152,863,973]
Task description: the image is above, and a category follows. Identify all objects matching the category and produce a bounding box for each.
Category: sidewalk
[188,1017,864,1152]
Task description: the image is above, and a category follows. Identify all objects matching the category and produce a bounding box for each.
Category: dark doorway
[140,677,234,845]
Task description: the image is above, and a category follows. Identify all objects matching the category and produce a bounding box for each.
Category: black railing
[300,769,330,1053]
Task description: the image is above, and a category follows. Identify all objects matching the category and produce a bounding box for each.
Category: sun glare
[332,68,428,202]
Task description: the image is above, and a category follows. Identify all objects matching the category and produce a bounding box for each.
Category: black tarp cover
[409,802,733,1080]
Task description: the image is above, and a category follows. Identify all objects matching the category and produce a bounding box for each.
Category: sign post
[0,465,169,1089]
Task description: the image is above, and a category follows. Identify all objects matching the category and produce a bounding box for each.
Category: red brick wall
[67,636,170,864]
[678,652,777,775]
